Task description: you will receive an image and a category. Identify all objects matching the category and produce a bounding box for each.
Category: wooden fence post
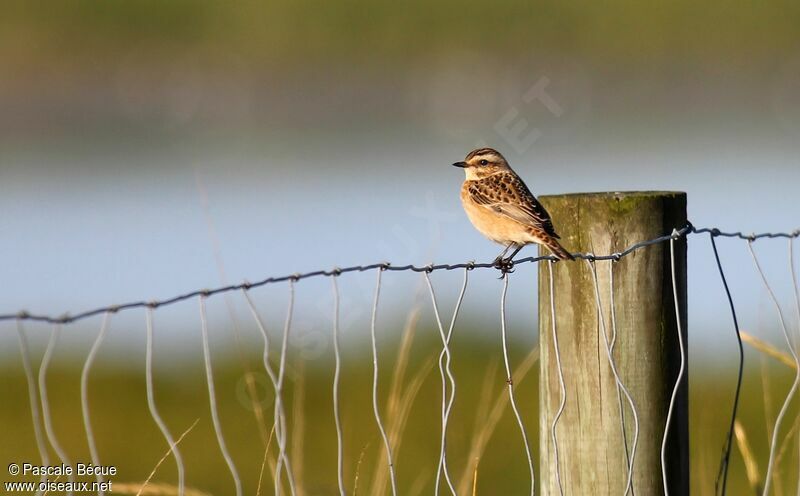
[537,191,688,494]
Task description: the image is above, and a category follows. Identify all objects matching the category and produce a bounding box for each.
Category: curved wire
[789,238,800,496]
[708,233,744,496]
[748,240,800,496]
[331,275,346,496]
[370,269,398,496]
[424,270,456,496]
[199,296,243,496]
[608,260,640,495]
[273,280,299,496]
[608,261,631,491]
[500,273,535,496]
[586,260,640,495]
[0,224,712,325]
[16,321,50,496]
[661,233,686,496]
[424,269,467,496]
[81,312,112,494]
[791,238,800,355]
[145,308,185,496]
[547,260,566,496]
[692,227,800,240]
[241,287,296,495]
[38,324,76,495]
[442,269,469,490]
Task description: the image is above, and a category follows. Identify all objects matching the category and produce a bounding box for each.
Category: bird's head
[452,147,511,179]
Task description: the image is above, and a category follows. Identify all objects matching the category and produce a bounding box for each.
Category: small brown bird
[453,147,574,264]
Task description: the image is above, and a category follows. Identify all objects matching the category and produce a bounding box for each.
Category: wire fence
[4,223,800,496]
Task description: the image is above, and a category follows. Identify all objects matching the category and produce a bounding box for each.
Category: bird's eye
[479,159,488,165]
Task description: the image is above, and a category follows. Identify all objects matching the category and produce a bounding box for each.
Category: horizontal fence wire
[4,223,798,326]
[7,221,800,496]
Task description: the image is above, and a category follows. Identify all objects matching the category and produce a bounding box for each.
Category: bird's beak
[452,161,467,168]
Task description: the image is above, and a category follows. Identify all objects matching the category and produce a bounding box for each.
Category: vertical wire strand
[499,273,535,496]
[16,320,50,496]
[789,238,800,496]
[424,269,466,496]
[587,260,640,495]
[145,308,185,496]
[38,324,76,495]
[608,262,631,481]
[199,296,243,496]
[426,270,453,496]
[709,234,744,496]
[749,240,800,495]
[547,260,566,496]
[661,234,686,496]
[370,268,398,496]
[444,270,469,405]
[241,287,296,496]
[331,275,346,496]
[442,269,469,491]
[274,280,299,496]
[424,271,456,496]
[608,260,640,495]
[81,312,112,495]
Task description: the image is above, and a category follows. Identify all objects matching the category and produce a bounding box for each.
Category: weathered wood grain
[538,191,688,495]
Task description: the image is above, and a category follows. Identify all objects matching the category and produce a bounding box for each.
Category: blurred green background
[2,1,800,494]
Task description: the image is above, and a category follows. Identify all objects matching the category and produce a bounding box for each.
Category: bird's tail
[543,237,575,261]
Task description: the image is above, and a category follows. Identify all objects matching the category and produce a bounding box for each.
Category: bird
[453,147,574,266]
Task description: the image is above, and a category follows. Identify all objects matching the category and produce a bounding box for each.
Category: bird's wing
[467,172,560,239]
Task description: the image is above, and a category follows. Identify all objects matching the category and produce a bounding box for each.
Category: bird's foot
[494,257,516,277]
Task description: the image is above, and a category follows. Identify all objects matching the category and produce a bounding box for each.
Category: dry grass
[760,354,780,495]
[113,483,211,496]
[742,331,797,370]
[352,442,370,496]
[255,425,277,496]
[749,327,800,496]
[134,418,199,496]
[370,304,437,494]
[195,172,273,448]
[291,359,306,496]
[774,415,800,486]
[457,345,539,495]
[11,287,800,494]
[734,419,762,494]
[408,468,431,496]
[113,418,202,496]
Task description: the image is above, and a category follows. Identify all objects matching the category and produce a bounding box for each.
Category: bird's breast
[461,182,529,245]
